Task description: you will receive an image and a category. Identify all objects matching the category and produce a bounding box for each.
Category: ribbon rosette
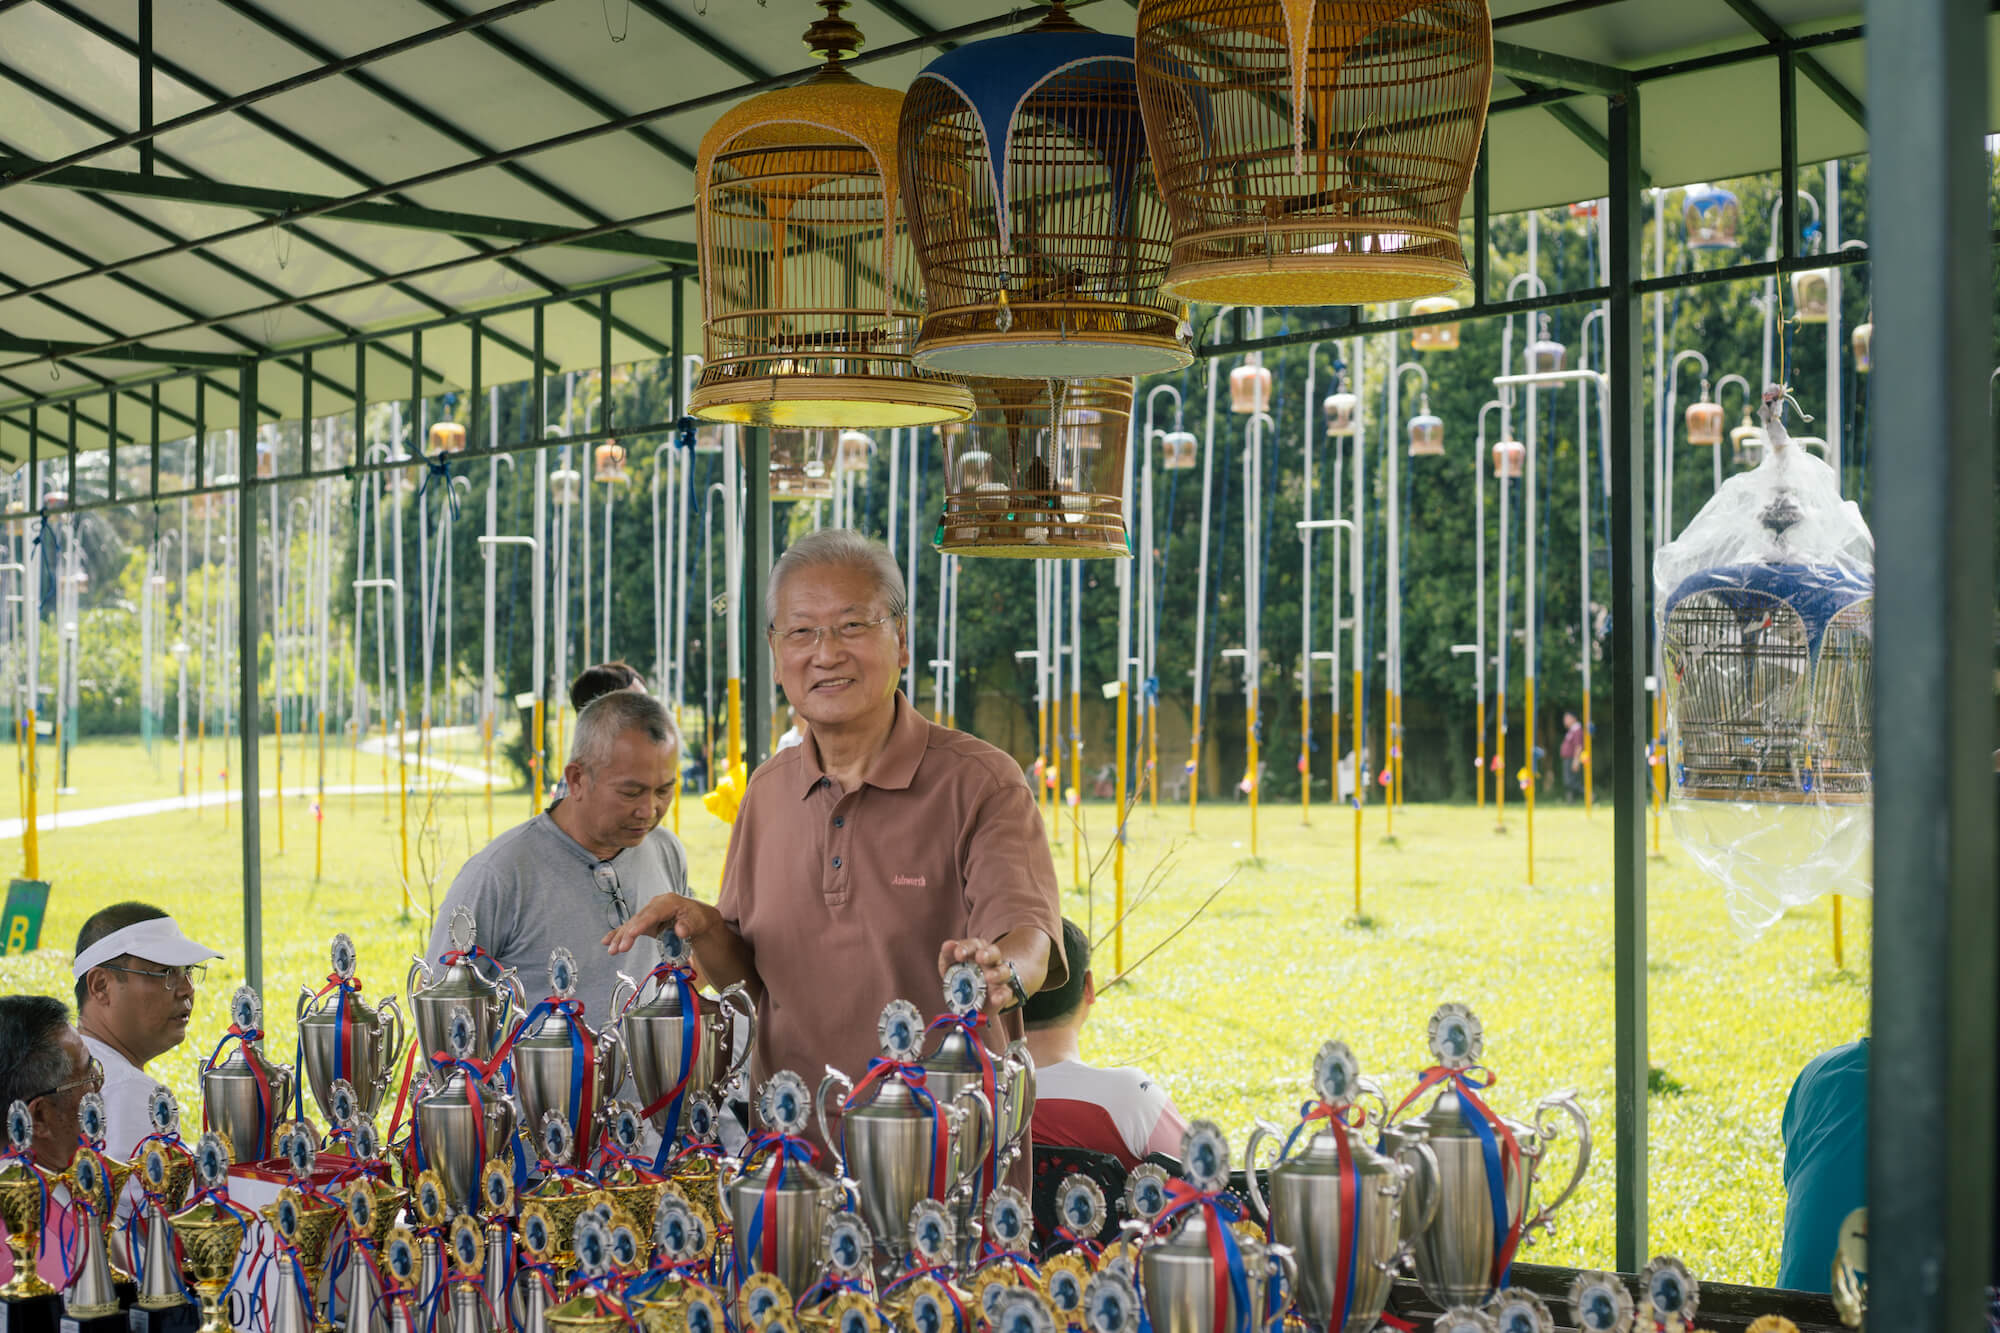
[1389,1067,1524,1291]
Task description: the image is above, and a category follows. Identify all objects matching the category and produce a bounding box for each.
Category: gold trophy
[167,1132,249,1333]
[545,1216,628,1333]
[0,1098,58,1303]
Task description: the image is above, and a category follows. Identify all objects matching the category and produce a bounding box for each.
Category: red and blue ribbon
[1390,1068,1523,1291]
[494,993,601,1168]
[739,1133,817,1276]
[842,1058,950,1200]
[1153,1182,1252,1333]
[924,1011,1002,1196]
[296,972,367,1123]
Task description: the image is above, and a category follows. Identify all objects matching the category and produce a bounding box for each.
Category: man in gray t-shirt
[428,691,687,1030]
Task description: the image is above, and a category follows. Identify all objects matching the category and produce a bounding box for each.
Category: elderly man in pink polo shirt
[607,528,1064,1162]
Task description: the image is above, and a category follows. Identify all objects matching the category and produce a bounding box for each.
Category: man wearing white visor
[71,904,222,1158]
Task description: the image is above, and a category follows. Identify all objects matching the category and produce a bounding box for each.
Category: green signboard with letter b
[2,878,49,955]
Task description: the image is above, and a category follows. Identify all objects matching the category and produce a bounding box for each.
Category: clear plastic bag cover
[1653,409,1874,936]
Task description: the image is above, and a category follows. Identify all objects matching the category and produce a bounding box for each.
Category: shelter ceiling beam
[1504,76,1650,185]
[1716,0,1867,127]
[20,6,550,371]
[1491,40,1632,96]
[863,0,959,52]
[627,0,772,80]
[0,332,242,370]
[0,157,694,263]
[1493,0,1630,29]
[0,0,561,196]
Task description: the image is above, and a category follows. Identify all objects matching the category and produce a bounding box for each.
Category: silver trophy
[200,986,296,1163]
[414,1005,520,1215]
[298,933,408,1124]
[1242,1041,1438,1333]
[135,1088,194,1312]
[1137,1123,1287,1333]
[1392,1005,1591,1309]
[60,1147,122,1318]
[919,965,1034,1259]
[514,949,622,1165]
[817,999,992,1272]
[407,909,527,1070]
[720,1071,843,1300]
[611,930,755,1141]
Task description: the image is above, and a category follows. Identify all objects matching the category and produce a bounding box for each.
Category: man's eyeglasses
[592,863,631,931]
[32,1056,103,1104]
[100,962,207,991]
[768,616,900,653]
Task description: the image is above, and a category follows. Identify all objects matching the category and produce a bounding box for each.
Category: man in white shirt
[1024,919,1187,1169]
[71,904,222,1159]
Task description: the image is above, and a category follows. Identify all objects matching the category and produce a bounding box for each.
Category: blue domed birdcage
[900,4,1189,378]
[1681,182,1740,252]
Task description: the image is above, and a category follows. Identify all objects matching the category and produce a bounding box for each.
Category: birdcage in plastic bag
[1654,386,1874,936]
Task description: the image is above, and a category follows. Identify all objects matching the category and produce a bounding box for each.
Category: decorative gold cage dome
[900,5,1191,378]
[690,2,973,428]
[936,378,1133,558]
[1134,0,1493,307]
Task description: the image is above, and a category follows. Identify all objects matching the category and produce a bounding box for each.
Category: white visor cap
[73,918,224,978]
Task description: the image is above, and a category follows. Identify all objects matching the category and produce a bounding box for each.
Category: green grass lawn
[0,757,1869,1288]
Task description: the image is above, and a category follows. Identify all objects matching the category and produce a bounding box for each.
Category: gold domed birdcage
[429,422,467,456]
[1229,356,1272,414]
[1408,295,1462,350]
[593,442,629,485]
[936,378,1133,558]
[1134,0,1493,306]
[690,2,972,429]
[1685,391,1723,448]
[901,5,1191,378]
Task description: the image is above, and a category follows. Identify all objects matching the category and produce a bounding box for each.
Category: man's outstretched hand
[938,936,1015,1019]
[604,895,723,957]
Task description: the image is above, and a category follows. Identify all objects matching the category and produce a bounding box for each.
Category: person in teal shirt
[1777,1036,1868,1291]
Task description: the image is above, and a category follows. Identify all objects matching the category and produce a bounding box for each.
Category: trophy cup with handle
[298,933,408,1125]
[413,1006,518,1216]
[408,909,527,1072]
[1385,1004,1591,1311]
[1241,1040,1436,1333]
[1135,1122,1289,1333]
[512,950,621,1169]
[612,931,755,1153]
[722,1073,842,1302]
[200,988,295,1164]
[918,966,1033,1265]
[817,999,991,1278]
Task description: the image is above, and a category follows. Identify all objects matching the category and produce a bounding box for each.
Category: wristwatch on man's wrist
[997,960,1029,1013]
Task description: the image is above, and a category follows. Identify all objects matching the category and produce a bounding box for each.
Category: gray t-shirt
[427,813,687,1031]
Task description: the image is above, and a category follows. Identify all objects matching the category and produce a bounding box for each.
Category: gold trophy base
[192,1282,236,1333]
[1,1234,56,1299]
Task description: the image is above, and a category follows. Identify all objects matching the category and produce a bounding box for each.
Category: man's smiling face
[769,564,907,732]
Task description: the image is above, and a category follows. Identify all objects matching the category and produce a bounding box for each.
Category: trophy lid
[657,929,696,972]
[985,1185,1032,1255]
[908,1199,955,1268]
[877,999,925,1062]
[548,949,579,1001]
[1082,1270,1141,1333]
[1639,1256,1698,1327]
[1490,1289,1555,1333]
[77,1092,108,1147]
[1425,1003,1483,1071]
[1312,1041,1362,1107]
[4,1099,30,1155]
[1565,1272,1635,1333]
[757,1071,811,1136]
[230,986,264,1034]
[1179,1120,1230,1193]
[1124,1164,1169,1224]
[683,1092,721,1145]
[448,1216,484,1273]
[384,1229,421,1286]
[941,963,985,1018]
[480,1160,515,1216]
[146,1085,180,1138]
[330,934,358,982]
[1434,1310,1498,1333]
[538,1111,575,1165]
[821,1211,871,1279]
[327,1080,361,1130]
[1056,1174,1107,1236]
[448,908,477,956]
[655,1190,704,1264]
[193,1131,232,1185]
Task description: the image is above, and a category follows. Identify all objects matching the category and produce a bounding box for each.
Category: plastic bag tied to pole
[1653,385,1874,938]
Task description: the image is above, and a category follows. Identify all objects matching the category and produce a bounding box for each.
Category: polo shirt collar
[534,810,624,867]
[795,691,928,798]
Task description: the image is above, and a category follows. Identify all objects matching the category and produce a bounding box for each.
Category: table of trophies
[0,913,1867,1333]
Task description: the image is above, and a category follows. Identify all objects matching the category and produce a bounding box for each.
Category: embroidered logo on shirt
[891,874,928,887]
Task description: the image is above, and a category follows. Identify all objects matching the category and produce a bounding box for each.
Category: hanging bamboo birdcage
[689,2,972,429]
[936,378,1133,558]
[836,430,875,472]
[771,431,836,502]
[594,442,629,484]
[1409,295,1461,350]
[429,422,467,455]
[1134,0,1493,306]
[1229,357,1272,414]
[1791,269,1830,324]
[1492,437,1524,479]
[1322,391,1358,437]
[1681,182,1740,252]
[550,468,581,504]
[1685,393,1723,447]
[901,5,1191,378]
[1407,401,1444,456]
[1160,429,1199,469]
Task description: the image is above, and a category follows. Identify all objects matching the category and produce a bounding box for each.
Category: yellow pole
[1186,702,1200,834]
[726,676,742,786]
[1247,692,1259,857]
[1524,676,1536,886]
[1393,691,1405,807]
[1070,687,1082,890]
[1650,693,1664,853]
[531,698,546,815]
[1113,680,1127,974]
[1831,896,1844,968]
[22,708,37,881]
[1475,698,1486,808]
[397,708,409,905]
[1299,693,1310,825]
[1350,667,1362,917]
[1581,693,1593,816]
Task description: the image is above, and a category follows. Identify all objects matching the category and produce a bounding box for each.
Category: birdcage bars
[936,377,1133,557]
[901,10,1191,377]
[1135,0,1493,307]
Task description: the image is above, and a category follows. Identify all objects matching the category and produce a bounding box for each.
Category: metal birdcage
[1681,182,1740,252]
[1409,295,1462,350]
[1134,0,1492,306]
[429,422,467,456]
[1160,429,1199,469]
[1407,402,1444,456]
[593,442,628,485]
[1322,391,1358,437]
[836,430,875,473]
[901,4,1190,378]
[689,2,972,429]
[1661,562,1873,803]
[1686,391,1724,447]
[1229,358,1271,414]
[1491,437,1524,478]
[1791,268,1831,324]
[935,377,1133,558]
[771,431,836,502]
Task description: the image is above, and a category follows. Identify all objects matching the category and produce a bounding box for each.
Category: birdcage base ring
[913,334,1192,379]
[935,504,1128,559]
[1161,253,1468,308]
[691,376,973,429]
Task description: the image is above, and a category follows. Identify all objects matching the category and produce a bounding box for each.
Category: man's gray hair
[0,995,71,1111]
[569,689,681,770]
[766,528,908,625]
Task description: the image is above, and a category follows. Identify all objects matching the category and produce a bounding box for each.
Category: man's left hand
[938,937,1017,1018]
